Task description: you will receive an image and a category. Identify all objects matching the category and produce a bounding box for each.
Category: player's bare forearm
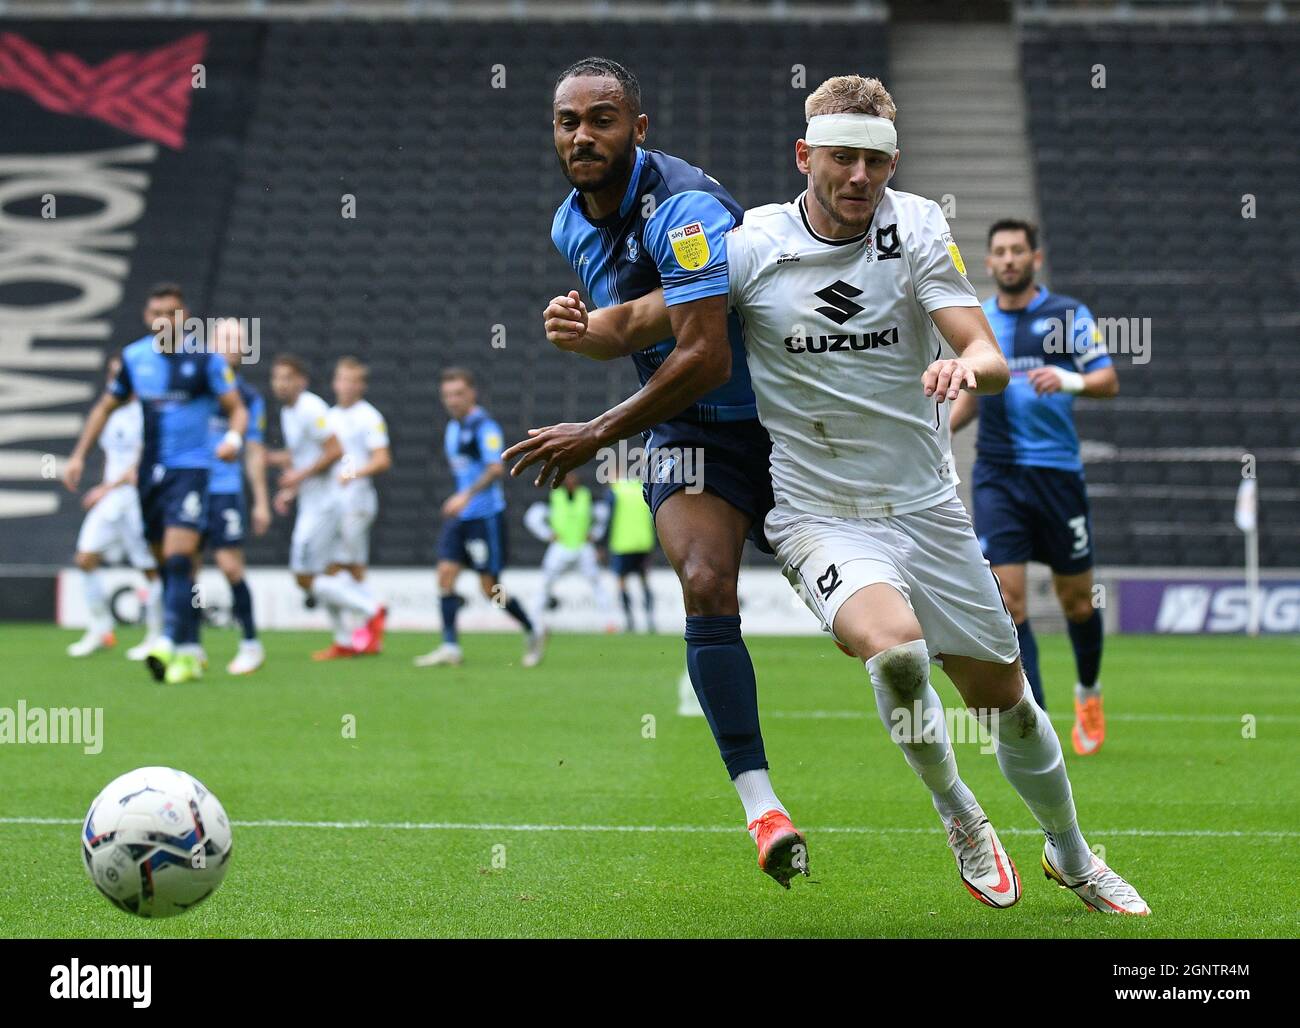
[244,441,270,508]
[465,462,503,497]
[69,393,123,463]
[312,435,343,476]
[587,293,730,444]
[507,294,730,487]
[928,306,1009,395]
[952,338,1009,394]
[1082,366,1119,398]
[219,390,249,438]
[351,447,393,480]
[545,289,671,361]
[64,392,126,491]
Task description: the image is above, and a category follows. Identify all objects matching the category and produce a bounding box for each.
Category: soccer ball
[81,766,233,918]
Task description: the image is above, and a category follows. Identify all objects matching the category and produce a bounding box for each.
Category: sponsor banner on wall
[56,565,826,637]
[0,21,263,561]
[1118,578,1300,634]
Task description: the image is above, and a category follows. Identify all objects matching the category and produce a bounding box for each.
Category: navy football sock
[684,614,767,778]
[230,578,256,640]
[504,596,534,634]
[640,573,655,624]
[440,593,462,645]
[1067,610,1104,689]
[1016,619,1046,709]
[162,555,195,645]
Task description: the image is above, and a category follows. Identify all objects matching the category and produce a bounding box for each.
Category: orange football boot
[1072,693,1105,756]
[312,642,357,661]
[748,810,810,889]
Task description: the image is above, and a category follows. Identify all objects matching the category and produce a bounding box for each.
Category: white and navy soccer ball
[81,766,233,918]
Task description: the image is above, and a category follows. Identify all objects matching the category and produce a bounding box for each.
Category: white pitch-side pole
[1235,478,1260,637]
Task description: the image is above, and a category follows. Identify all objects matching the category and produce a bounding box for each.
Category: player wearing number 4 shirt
[556,75,1147,915]
[949,219,1118,757]
[62,283,248,686]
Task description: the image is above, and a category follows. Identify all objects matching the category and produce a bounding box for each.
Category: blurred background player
[604,463,657,633]
[63,283,247,684]
[523,470,614,630]
[200,318,271,676]
[65,352,162,660]
[268,354,386,660]
[415,367,541,668]
[327,356,392,651]
[950,219,1118,755]
[510,58,802,887]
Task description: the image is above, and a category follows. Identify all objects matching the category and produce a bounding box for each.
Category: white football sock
[867,640,981,823]
[981,684,1092,876]
[82,568,111,635]
[734,768,788,829]
[1075,680,1102,701]
[325,603,351,647]
[144,577,163,636]
[311,572,378,618]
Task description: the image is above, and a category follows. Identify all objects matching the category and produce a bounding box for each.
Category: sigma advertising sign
[1119,579,1300,634]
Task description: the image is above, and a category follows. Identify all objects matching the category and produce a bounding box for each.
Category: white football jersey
[280,390,338,506]
[101,401,143,485]
[727,188,979,519]
[329,399,389,497]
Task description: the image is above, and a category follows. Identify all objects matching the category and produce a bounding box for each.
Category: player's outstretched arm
[506,292,728,488]
[924,305,1011,402]
[63,391,127,492]
[544,289,671,361]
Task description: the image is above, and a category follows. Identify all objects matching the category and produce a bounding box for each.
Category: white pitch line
[766,711,1300,724]
[1,817,1294,840]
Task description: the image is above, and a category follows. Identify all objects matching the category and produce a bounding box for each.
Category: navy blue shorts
[438,512,508,575]
[610,551,651,576]
[972,460,1094,575]
[203,492,247,550]
[642,417,774,554]
[138,466,209,545]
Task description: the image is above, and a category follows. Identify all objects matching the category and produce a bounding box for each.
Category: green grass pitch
[1,624,1296,938]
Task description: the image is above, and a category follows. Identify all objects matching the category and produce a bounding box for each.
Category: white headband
[805,113,897,154]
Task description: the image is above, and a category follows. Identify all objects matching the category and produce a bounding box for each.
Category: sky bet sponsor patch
[668,221,710,270]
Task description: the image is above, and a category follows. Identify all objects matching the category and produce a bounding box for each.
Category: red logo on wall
[0,31,208,149]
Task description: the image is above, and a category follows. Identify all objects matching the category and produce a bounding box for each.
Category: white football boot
[1042,843,1150,915]
[413,643,464,668]
[227,640,265,676]
[68,629,115,658]
[946,813,1022,909]
[125,636,158,662]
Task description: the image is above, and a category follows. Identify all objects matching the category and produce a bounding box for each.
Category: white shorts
[332,487,377,566]
[76,486,155,570]
[290,498,343,575]
[540,541,601,579]
[765,496,1020,665]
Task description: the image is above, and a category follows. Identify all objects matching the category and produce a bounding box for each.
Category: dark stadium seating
[215,18,889,568]
[1021,24,1300,567]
